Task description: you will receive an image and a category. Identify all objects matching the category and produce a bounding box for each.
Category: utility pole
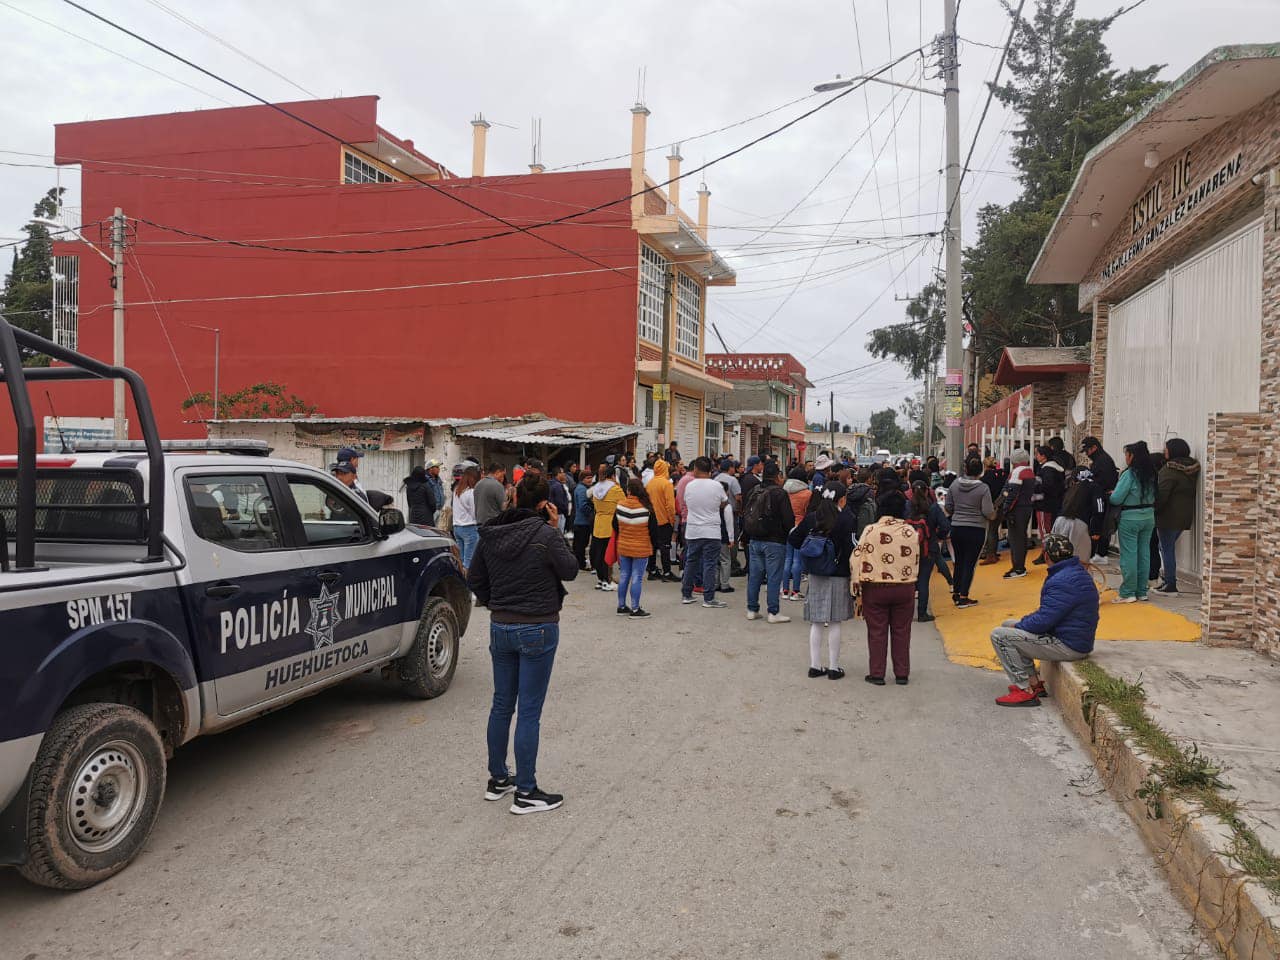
[829,390,835,455]
[941,0,963,470]
[110,207,127,440]
[656,267,675,447]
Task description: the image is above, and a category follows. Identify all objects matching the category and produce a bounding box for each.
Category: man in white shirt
[681,457,733,608]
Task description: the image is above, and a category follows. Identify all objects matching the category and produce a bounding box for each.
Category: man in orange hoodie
[646,458,678,581]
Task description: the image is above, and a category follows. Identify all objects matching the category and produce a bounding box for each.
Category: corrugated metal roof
[454,419,639,445]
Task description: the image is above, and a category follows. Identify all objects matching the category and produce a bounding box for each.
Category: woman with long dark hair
[787,480,855,679]
[1109,440,1158,603]
[612,478,658,617]
[451,465,481,568]
[1154,438,1200,593]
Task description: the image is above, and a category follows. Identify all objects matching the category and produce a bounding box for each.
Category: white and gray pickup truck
[0,321,470,889]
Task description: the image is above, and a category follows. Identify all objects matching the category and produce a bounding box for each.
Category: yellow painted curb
[933,561,1200,670]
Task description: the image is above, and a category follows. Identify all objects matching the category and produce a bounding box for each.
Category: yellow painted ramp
[932,561,1201,671]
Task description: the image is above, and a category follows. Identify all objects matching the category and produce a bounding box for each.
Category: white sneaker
[1090,555,1109,564]
[1112,596,1137,604]
[745,610,760,621]
[767,613,792,624]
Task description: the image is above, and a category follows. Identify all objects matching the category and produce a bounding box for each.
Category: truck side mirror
[379,508,406,537]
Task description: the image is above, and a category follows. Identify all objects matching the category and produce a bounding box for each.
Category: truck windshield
[0,469,146,543]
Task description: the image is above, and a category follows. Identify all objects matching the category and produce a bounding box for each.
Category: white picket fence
[975,425,1064,463]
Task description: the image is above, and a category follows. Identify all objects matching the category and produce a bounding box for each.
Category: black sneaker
[485,776,516,801]
[1003,569,1028,579]
[616,605,630,615]
[510,787,563,815]
[955,597,979,609]
[918,612,936,622]
[630,607,651,618]
[718,585,736,593]
[1156,582,1179,593]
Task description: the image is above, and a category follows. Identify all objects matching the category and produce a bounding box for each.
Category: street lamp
[814,74,944,99]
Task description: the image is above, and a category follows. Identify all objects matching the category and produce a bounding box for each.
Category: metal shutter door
[674,395,700,461]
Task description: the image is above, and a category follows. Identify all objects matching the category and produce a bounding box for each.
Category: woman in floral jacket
[852,489,920,686]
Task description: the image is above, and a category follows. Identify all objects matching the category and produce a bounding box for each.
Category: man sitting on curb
[989,533,1099,707]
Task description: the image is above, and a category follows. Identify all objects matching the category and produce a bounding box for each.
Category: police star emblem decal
[304,584,343,649]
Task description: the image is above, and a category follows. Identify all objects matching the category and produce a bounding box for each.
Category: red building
[704,353,812,461]
[16,96,735,453]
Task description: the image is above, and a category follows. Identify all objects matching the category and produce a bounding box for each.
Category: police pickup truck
[0,321,470,890]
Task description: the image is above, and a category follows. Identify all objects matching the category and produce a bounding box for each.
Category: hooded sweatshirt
[945,475,995,528]
[466,508,579,623]
[590,479,624,538]
[646,459,677,527]
[1156,457,1200,531]
[783,477,812,522]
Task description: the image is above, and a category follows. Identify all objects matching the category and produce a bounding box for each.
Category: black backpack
[743,486,774,538]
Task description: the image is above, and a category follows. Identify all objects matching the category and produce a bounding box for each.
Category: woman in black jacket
[979,457,1004,564]
[788,481,855,680]
[403,465,436,525]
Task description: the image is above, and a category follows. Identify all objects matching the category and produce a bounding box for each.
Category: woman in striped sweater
[612,478,660,618]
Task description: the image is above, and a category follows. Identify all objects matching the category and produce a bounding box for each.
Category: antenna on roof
[636,66,647,104]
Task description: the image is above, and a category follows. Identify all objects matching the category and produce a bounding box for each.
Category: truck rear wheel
[398,596,460,699]
[19,703,166,890]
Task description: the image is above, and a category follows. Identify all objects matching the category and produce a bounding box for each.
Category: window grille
[675,272,702,361]
[343,152,396,184]
[638,244,668,345]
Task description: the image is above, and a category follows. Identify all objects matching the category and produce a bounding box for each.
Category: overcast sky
[3,0,1278,431]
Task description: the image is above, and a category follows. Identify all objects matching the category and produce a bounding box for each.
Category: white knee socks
[809,622,842,670]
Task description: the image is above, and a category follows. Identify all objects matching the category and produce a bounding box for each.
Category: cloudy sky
[3,0,1277,430]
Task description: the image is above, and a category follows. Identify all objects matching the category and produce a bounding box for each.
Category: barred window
[53,254,79,350]
[343,151,396,184]
[675,272,702,361]
[638,244,668,345]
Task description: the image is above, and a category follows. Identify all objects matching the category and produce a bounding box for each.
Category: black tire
[397,596,460,699]
[19,703,166,890]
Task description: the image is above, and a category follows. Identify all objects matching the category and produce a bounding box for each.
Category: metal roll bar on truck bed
[0,317,166,569]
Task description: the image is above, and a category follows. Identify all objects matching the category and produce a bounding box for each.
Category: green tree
[874,0,1164,392]
[866,280,945,380]
[182,382,316,420]
[1,188,65,362]
[868,407,904,452]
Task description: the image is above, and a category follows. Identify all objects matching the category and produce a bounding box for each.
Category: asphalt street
[1,575,1211,960]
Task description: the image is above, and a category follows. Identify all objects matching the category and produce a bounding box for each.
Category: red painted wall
[964,386,1031,446]
[9,99,640,449]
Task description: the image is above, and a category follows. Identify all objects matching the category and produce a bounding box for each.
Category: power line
[0,0,235,106]
[57,0,626,277]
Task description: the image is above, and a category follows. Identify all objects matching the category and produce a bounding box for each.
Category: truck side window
[287,477,370,547]
[184,475,285,552]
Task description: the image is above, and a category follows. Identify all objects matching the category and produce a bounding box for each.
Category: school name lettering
[264,637,370,690]
[1103,150,1244,282]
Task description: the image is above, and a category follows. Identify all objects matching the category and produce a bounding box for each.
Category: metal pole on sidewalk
[657,267,675,447]
[111,207,126,440]
[942,0,963,470]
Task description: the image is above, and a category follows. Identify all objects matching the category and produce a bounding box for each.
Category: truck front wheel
[398,596,460,699]
[19,703,166,890]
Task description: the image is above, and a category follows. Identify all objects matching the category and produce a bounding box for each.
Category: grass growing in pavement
[1076,660,1280,898]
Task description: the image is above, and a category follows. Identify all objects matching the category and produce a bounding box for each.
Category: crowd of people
[354,432,1201,812]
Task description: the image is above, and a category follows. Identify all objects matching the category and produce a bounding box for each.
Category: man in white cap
[425,459,446,524]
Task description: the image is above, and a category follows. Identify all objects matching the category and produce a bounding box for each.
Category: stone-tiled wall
[1031,372,1088,437]
[1201,413,1264,649]
[1087,301,1109,439]
[1256,173,1280,659]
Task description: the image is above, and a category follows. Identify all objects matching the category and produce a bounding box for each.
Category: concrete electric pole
[941,0,964,469]
[111,207,127,440]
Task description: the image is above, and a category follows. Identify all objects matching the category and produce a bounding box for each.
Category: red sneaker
[693,586,704,594]
[995,686,1041,707]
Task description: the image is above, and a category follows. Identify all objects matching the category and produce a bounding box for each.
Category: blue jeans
[617,555,648,607]
[682,538,720,602]
[748,540,786,614]
[487,622,559,793]
[1157,528,1182,588]
[783,542,805,593]
[454,524,479,568]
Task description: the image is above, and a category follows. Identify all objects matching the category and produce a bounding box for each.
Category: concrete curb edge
[1042,659,1280,959]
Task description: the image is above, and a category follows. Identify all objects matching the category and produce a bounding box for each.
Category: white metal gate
[325,449,414,511]
[674,394,701,462]
[1103,217,1263,581]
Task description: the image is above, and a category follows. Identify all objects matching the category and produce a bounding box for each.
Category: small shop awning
[454,419,638,447]
[992,346,1091,386]
[734,409,789,426]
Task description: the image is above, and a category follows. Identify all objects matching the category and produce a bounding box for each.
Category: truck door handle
[205,582,241,600]
[317,571,342,586]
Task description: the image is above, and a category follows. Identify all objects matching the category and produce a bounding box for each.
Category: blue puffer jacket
[572,480,594,527]
[1014,556,1099,653]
